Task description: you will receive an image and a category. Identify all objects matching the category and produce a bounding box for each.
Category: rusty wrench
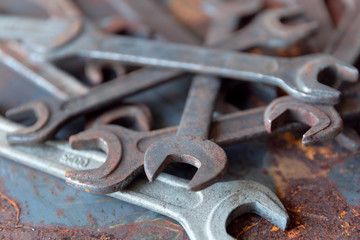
[144,0,261,191]
[6,5,340,145]
[0,117,289,240]
[143,5,340,190]
[65,98,341,194]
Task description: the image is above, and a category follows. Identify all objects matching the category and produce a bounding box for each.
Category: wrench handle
[61,68,184,114]
[177,75,220,138]
[95,35,280,82]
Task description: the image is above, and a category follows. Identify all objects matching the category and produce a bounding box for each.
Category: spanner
[0,11,356,103]
[144,0,262,191]
[6,5,337,145]
[65,98,341,194]
[0,41,153,132]
[0,117,289,240]
[143,4,314,190]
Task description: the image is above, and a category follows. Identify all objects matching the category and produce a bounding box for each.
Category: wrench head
[88,103,153,131]
[264,96,343,146]
[258,6,318,48]
[65,125,149,194]
[67,129,122,180]
[144,136,228,191]
[285,54,359,104]
[201,180,289,239]
[5,100,64,145]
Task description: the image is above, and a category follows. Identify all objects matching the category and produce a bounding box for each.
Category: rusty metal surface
[0,0,359,239]
[1,63,360,239]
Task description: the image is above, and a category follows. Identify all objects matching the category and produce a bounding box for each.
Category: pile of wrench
[0,0,359,239]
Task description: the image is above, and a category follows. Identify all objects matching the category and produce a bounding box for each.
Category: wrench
[65,98,341,194]
[0,41,153,132]
[0,117,289,240]
[144,76,226,191]
[0,12,356,103]
[143,3,302,190]
[5,6,334,145]
[144,0,258,191]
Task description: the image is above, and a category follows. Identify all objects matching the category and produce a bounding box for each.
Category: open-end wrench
[0,12,356,104]
[5,5,339,146]
[143,4,314,190]
[201,0,264,45]
[144,0,261,191]
[0,117,289,240]
[86,103,153,132]
[264,96,343,145]
[144,76,226,191]
[65,97,341,194]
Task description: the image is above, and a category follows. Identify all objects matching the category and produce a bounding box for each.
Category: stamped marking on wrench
[0,116,289,240]
[64,95,342,194]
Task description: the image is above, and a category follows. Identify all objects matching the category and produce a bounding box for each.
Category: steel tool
[143,4,316,190]
[0,11,356,103]
[144,0,258,192]
[264,96,343,145]
[0,116,289,240]
[0,41,153,132]
[65,97,341,194]
[5,5,340,145]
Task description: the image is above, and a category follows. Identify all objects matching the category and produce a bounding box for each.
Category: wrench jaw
[144,136,228,191]
[258,7,318,48]
[67,129,122,180]
[5,100,67,145]
[264,96,343,146]
[183,180,289,240]
[64,125,146,194]
[90,104,153,132]
[288,55,359,104]
[5,101,53,145]
[65,128,126,194]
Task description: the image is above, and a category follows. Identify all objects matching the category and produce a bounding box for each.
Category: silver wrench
[0,117,289,240]
[0,14,357,103]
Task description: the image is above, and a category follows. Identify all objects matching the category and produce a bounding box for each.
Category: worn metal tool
[0,116,289,240]
[144,76,226,191]
[0,12,357,103]
[65,97,341,194]
[143,4,317,190]
[0,41,153,132]
[264,96,343,145]
[5,5,341,145]
[144,0,260,192]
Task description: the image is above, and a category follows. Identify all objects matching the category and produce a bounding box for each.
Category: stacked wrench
[0,116,289,239]
[0,1,359,239]
[64,3,346,193]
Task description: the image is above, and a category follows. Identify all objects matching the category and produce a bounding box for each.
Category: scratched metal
[0,1,360,240]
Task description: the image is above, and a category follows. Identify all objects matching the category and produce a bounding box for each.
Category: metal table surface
[0,0,359,239]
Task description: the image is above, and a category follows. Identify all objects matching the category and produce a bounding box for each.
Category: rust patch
[56,209,64,218]
[228,132,360,239]
[66,195,74,203]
